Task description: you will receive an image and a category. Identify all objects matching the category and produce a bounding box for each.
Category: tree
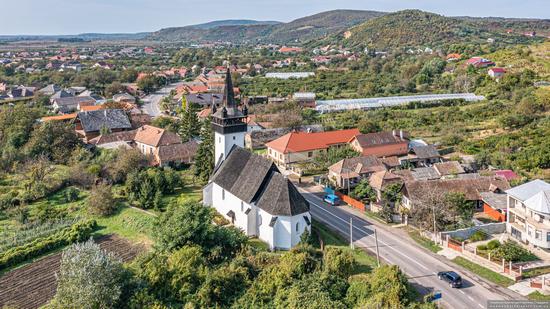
[193,119,214,183]
[51,240,126,309]
[87,183,116,216]
[361,265,413,309]
[179,103,201,141]
[358,118,381,134]
[106,148,147,183]
[138,75,160,94]
[314,146,360,171]
[323,247,356,278]
[153,202,215,251]
[350,179,376,202]
[24,121,81,163]
[121,68,139,83]
[104,81,127,98]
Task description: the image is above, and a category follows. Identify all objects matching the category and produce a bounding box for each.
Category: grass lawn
[93,206,156,246]
[452,256,514,287]
[313,220,378,275]
[248,238,270,251]
[407,229,442,253]
[528,291,550,301]
[522,266,550,279]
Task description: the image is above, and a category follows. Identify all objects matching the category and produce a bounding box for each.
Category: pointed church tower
[212,68,248,165]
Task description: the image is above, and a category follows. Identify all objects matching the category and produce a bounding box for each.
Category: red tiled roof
[494,170,519,181]
[41,113,77,122]
[266,129,360,154]
[134,125,181,147]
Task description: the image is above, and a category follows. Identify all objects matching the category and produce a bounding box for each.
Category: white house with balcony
[506,180,550,249]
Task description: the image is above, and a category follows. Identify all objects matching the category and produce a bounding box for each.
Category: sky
[1,0,549,35]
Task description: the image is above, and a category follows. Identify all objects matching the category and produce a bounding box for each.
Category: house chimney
[104,110,107,117]
[392,129,396,136]
[400,130,404,140]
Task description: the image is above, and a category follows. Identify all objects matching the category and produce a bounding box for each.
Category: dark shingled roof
[411,145,440,159]
[77,109,132,133]
[211,147,309,216]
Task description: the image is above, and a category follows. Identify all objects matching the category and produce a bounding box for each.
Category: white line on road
[478,303,484,308]
[308,197,429,270]
[468,295,475,301]
[459,290,466,295]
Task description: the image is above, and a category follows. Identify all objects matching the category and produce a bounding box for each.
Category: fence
[443,235,523,281]
[335,192,366,212]
[440,222,506,240]
[482,204,506,222]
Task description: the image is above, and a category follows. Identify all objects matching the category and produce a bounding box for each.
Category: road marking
[459,290,466,295]
[478,303,484,308]
[468,296,474,301]
[307,197,429,271]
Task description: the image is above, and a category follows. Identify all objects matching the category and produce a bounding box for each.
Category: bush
[64,187,80,203]
[487,240,501,250]
[469,230,487,242]
[477,244,488,251]
[492,240,538,262]
[87,183,116,216]
[0,220,97,271]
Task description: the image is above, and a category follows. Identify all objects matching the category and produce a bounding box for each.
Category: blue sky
[2,0,549,35]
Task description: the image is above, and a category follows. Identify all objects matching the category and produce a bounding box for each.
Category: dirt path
[0,235,145,309]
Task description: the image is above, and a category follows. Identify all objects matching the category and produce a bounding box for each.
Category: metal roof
[315,93,485,113]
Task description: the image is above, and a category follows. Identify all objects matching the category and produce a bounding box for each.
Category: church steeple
[212,67,248,165]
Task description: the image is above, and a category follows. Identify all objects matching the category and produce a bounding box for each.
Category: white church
[203,70,311,250]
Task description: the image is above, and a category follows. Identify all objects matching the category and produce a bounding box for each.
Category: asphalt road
[140,82,183,117]
[298,187,521,309]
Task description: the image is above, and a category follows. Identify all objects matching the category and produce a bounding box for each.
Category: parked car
[323,194,341,206]
[437,271,462,288]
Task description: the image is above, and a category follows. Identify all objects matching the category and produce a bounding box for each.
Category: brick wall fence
[335,192,366,212]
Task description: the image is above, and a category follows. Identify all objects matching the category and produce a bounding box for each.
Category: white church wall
[215,131,246,164]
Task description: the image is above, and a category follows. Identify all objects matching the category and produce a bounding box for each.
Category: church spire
[223,68,236,108]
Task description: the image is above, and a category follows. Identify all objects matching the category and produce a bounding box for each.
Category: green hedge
[0,220,97,271]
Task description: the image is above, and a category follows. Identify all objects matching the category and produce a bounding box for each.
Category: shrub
[64,187,80,203]
[0,220,97,271]
[487,239,501,250]
[477,244,488,251]
[469,230,487,242]
[492,240,538,262]
[87,183,116,216]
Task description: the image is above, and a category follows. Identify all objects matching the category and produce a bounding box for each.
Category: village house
[75,109,132,142]
[292,92,316,108]
[466,57,495,68]
[265,128,360,169]
[113,93,136,105]
[488,67,506,79]
[203,69,311,250]
[52,96,96,114]
[369,171,403,211]
[398,144,441,167]
[349,130,409,158]
[506,180,550,249]
[328,155,387,188]
[400,176,511,220]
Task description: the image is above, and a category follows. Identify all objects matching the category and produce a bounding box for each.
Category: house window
[241,201,244,212]
[536,230,542,240]
[296,222,299,232]
[307,151,313,158]
[219,137,221,143]
[528,225,533,237]
[233,136,236,140]
[547,232,550,242]
[222,189,225,200]
[258,215,262,226]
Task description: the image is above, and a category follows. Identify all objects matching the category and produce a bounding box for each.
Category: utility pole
[349,217,354,249]
[432,204,438,242]
[374,228,381,267]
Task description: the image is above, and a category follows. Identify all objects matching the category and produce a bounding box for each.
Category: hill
[147,10,385,43]
[191,19,281,29]
[343,10,548,49]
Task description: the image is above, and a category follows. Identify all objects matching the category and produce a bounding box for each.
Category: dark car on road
[437,271,462,288]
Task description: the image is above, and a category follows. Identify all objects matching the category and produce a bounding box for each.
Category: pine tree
[193,119,214,183]
[179,103,201,142]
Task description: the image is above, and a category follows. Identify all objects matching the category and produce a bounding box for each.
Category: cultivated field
[0,235,145,309]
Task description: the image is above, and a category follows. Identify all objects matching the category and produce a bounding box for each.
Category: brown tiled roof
[88,130,137,145]
[329,155,386,178]
[352,131,409,148]
[369,171,402,190]
[157,140,199,164]
[434,161,465,176]
[404,176,511,203]
[134,125,181,147]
